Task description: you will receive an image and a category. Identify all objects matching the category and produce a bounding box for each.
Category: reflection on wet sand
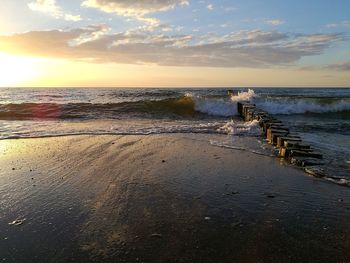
[1,134,350,262]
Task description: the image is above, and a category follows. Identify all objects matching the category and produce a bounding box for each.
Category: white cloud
[64,14,83,22]
[28,0,82,21]
[81,0,189,29]
[326,20,350,29]
[82,0,189,15]
[28,0,61,18]
[326,23,338,28]
[207,4,214,11]
[265,19,285,26]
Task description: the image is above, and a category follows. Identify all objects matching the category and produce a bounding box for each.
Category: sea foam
[218,120,260,136]
[186,89,256,117]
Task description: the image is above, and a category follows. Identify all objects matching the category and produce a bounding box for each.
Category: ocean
[1,87,349,180]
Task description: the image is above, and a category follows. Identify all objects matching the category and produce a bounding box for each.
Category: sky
[0,0,350,87]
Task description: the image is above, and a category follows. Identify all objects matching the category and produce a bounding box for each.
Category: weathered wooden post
[236,100,324,174]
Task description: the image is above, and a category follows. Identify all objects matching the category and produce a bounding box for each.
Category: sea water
[0,87,349,179]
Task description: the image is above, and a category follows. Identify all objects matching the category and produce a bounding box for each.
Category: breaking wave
[1,89,350,120]
[0,90,256,120]
[186,89,256,117]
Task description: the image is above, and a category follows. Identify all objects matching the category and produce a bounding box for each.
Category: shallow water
[0,87,349,179]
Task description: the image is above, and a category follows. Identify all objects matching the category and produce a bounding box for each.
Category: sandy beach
[1,134,350,262]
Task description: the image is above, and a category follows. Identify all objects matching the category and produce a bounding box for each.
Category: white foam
[196,88,350,116]
[230,89,256,102]
[324,177,350,187]
[218,120,261,136]
[188,88,350,116]
[186,89,257,117]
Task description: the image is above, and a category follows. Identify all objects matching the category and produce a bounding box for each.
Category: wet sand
[1,134,350,263]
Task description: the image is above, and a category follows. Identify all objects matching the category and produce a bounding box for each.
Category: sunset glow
[0,53,42,86]
[0,0,349,87]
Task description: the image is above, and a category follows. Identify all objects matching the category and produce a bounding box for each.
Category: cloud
[81,0,189,28]
[28,0,61,17]
[82,0,189,15]
[200,30,289,45]
[28,0,82,21]
[0,26,345,68]
[326,20,350,29]
[326,23,338,28]
[207,4,214,11]
[224,6,237,12]
[265,19,284,26]
[325,61,350,71]
[64,14,83,22]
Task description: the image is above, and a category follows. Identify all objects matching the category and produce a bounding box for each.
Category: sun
[0,52,42,87]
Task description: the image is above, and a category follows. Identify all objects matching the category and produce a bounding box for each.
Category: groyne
[237,102,327,178]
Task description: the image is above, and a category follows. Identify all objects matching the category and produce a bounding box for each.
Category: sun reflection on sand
[0,139,22,157]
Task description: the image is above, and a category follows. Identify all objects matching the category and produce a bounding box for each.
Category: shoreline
[1,134,350,262]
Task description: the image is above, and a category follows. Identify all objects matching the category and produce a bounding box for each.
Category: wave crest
[186,89,256,117]
[231,89,256,102]
[0,95,235,120]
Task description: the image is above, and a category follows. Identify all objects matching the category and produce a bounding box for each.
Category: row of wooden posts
[237,102,325,174]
